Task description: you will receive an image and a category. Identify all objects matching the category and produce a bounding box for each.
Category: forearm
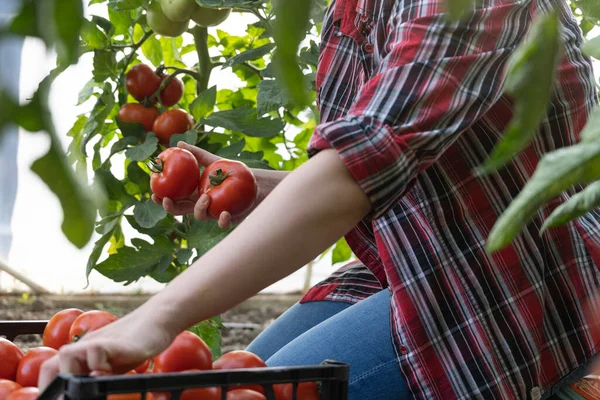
[143,150,370,336]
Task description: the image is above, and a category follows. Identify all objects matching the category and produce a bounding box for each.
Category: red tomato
[108,393,154,400]
[153,331,212,373]
[213,351,266,393]
[118,103,160,132]
[150,148,200,201]
[0,339,23,382]
[159,75,184,107]
[274,382,320,400]
[16,347,58,388]
[199,160,258,218]
[152,109,194,146]
[43,308,84,350]
[134,359,152,374]
[69,310,118,343]
[126,64,161,102]
[0,380,21,400]
[5,387,38,400]
[227,389,267,400]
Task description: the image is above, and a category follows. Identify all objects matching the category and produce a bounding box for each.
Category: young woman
[39,0,600,398]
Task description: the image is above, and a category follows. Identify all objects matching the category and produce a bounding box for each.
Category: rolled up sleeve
[309,3,528,218]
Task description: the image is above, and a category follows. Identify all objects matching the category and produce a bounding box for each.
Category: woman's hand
[38,309,175,391]
[152,142,288,229]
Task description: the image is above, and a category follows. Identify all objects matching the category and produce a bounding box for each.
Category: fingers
[159,196,197,216]
[39,355,60,391]
[194,194,211,221]
[177,142,220,167]
[218,212,232,229]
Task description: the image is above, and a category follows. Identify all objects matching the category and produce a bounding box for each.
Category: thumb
[177,142,220,167]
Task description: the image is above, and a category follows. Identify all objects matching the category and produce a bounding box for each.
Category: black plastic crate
[1,320,349,400]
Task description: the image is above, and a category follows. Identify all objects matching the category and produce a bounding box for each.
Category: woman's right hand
[152,142,288,229]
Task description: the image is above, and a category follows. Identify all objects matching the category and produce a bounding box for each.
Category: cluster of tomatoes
[118,63,193,147]
[147,0,231,38]
[0,309,319,400]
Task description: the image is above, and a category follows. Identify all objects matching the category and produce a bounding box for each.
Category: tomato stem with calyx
[148,158,164,173]
[209,168,232,186]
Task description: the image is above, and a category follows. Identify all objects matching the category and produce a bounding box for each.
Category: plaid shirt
[301,0,600,398]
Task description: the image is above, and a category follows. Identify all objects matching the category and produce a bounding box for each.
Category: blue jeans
[246,290,409,400]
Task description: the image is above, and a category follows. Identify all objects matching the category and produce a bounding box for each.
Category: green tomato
[159,0,198,22]
[147,0,189,37]
[191,6,231,27]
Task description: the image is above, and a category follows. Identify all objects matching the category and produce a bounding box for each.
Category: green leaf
[160,37,184,68]
[581,106,600,142]
[445,0,474,21]
[127,161,151,194]
[540,181,600,232]
[116,117,146,139]
[86,217,120,279]
[188,317,223,360]
[133,199,168,228]
[93,50,118,81]
[81,84,115,155]
[40,0,84,66]
[95,169,135,205]
[134,25,163,66]
[486,141,600,253]
[222,43,276,68]
[176,248,193,265]
[125,214,175,236]
[582,35,600,60]
[9,1,41,39]
[108,6,133,36]
[256,80,290,115]
[125,132,159,161]
[77,79,101,105]
[109,0,148,11]
[202,108,284,137]
[187,220,233,258]
[169,130,198,147]
[577,0,600,21]
[332,238,353,265]
[95,237,174,283]
[191,86,217,120]
[272,0,311,106]
[32,139,98,249]
[81,19,109,50]
[479,11,562,174]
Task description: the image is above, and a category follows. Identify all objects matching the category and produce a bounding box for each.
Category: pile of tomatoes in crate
[0,309,319,400]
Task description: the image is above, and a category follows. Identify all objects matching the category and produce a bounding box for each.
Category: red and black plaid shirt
[301,0,600,398]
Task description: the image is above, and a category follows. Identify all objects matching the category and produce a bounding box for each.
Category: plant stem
[192,26,212,95]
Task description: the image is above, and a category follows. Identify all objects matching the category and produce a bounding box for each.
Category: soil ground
[0,293,301,353]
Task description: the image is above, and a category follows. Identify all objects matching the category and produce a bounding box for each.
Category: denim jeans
[246,290,409,400]
[0,0,23,259]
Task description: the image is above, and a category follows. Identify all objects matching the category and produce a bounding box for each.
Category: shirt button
[399,345,409,355]
[364,43,374,54]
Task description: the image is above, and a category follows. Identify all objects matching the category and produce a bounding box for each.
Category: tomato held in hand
[118,104,160,132]
[43,308,84,350]
[150,148,200,201]
[0,339,23,382]
[16,347,58,388]
[199,160,258,218]
[213,351,266,394]
[0,380,21,400]
[126,64,161,102]
[152,109,194,146]
[274,382,320,400]
[159,75,184,107]
[153,331,212,373]
[5,387,39,400]
[69,310,118,343]
[226,389,267,400]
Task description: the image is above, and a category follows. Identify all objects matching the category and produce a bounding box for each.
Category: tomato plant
[153,331,212,373]
[43,308,84,350]
[16,347,58,388]
[0,380,21,400]
[152,109,194,146]
[213,351,266,394]
[69,310,118,342]
[150,148,200,200]
[5,388,39,400]
[199,161,258,218]
[0,339,23,382]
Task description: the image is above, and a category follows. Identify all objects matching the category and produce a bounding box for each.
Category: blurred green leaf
[480,11,562,174]
[581,106,600,142]
[202,108,284,137]
[169,130,198,147]
[108,6,133,36]
[332,238,353,265]
[109,0,148,11]
[223,43,275,68]
[135,25,163,66]
[93,50,118,81]
[134,199,168,228]
[582,35,600,59]
[487,141,600,253]
[81,19,109,50]
[541,181,600,232]
[41,0,85,66]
